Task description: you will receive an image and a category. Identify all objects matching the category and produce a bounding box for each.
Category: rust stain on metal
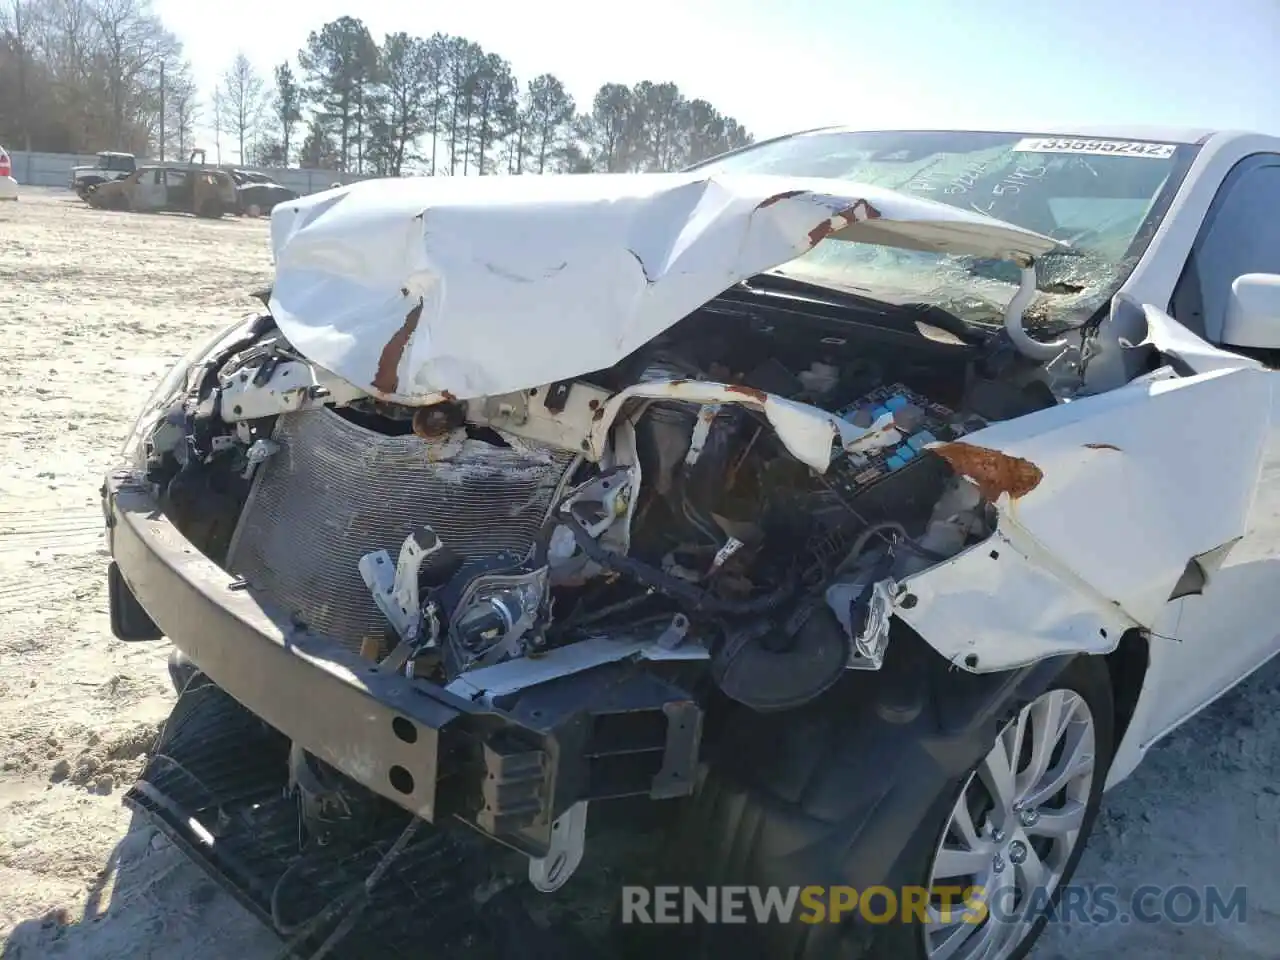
[807,200,883,247]
[372,297,424,396]
[857,200,884,220]
[592,405,606,421]
[1084,442,1122,452]
[412,405,454,439]
[726,383,768,403]
[756,189,808,210]
[934,441,1043,502]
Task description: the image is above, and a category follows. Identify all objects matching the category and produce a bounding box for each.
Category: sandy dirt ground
[0,186,1278,960]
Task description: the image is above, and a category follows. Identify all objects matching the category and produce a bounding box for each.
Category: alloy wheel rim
[922,687,1097,960]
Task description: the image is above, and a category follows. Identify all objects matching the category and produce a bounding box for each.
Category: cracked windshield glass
[696,130,1191,332]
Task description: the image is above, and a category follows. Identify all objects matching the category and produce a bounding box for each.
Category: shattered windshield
[693,130,1195,332]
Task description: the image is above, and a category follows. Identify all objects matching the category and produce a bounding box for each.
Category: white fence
[6,150,371,195]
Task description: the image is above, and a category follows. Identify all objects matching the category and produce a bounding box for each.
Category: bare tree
[211,83,222,163]
[2,0,181,153]
[163,57,198,158]
[94,0,175,148]
[0,0,40,149]
[217,51,266,164]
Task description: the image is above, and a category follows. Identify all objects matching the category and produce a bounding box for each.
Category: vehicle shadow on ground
[1,810,280,960]
[1,800,623,960]
[6,661,1280,960]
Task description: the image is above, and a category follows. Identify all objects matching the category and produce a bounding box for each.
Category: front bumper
[102,469,700,858]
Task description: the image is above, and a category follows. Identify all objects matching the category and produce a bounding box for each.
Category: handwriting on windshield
[907,157,1048,215]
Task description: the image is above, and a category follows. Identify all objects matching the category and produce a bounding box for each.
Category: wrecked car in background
[104,127,1280,960]
[229,168,299,216]
[86,161,236,218]
[70,150,136,198]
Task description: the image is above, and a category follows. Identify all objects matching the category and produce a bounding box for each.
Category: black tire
[651,653,1114,960]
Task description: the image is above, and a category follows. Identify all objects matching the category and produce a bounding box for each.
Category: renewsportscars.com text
[620,884,1248,926]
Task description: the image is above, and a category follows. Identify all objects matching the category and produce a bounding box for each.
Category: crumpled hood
[267,172,1058,403]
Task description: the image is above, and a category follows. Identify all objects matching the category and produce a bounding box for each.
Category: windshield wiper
[738,270,892,309]
[739,271,991,345]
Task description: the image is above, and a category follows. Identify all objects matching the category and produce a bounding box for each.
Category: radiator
[225,408,577,652]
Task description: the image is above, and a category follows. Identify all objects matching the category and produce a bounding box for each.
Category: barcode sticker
[1013,137,1176,159]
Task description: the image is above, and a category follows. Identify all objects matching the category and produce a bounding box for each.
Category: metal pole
[159,59,166,161]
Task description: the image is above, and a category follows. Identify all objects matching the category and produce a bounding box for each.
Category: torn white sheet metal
[902,365,1270,669]
[219,357,367,421]
[895,520,1138,672]
[267,173,1058,405]
[1086,298,1261,393]
[1138,303,1265,375]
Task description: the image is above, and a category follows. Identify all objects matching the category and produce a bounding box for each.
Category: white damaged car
[104,126,1280,960]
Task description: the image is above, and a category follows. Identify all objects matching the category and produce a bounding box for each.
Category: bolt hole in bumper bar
[102,470,702,859]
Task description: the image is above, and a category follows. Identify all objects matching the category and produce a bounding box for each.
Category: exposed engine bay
[119,245,1174,930]
[138,276,1067,723]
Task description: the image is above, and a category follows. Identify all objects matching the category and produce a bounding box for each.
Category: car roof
[789,124,1233,145]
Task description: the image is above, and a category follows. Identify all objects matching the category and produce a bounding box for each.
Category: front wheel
[900,657,1111,960]
[656,653,1113,960]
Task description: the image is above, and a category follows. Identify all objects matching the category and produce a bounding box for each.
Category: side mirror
[1222,273,1280,349]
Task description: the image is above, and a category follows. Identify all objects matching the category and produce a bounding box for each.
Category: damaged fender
[898,364,1271,671]
[266,173,1055,404]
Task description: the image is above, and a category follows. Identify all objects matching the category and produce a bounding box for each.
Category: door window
[1171,156,1280,341]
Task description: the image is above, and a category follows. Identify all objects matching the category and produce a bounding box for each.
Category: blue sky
[154,0,1280,160]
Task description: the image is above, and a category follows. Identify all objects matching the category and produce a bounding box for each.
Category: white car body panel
[266,173,1056,405]
[1097,130,1280,789]
[897,363,1271,668]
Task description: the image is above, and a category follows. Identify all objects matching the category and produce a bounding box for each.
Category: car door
[163,169,191,210]
[1137,153,1280,739]
[134,168,167,210]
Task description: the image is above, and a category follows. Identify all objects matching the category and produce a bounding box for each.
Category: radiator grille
[226,408,576,652]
